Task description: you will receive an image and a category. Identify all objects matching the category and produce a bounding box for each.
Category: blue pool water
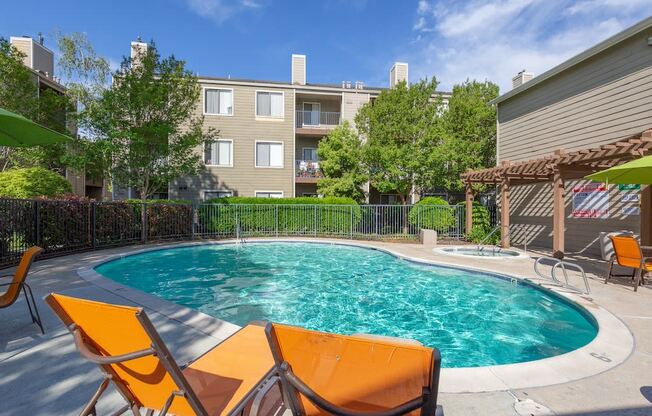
[96,242,597,367]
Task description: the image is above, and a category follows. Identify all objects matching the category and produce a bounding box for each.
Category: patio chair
[606,234,652,291]
[45,293,278,416]
[0,246,44,333]
[265,322,444,416]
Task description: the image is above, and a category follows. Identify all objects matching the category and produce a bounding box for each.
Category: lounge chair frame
[46,297,278,416]
[606,234,652,292]
[264,322,442,416]
[1,246,44,333]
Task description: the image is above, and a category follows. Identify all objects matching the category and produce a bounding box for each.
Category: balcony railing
[296,111,341,128]
[296,160,323,179]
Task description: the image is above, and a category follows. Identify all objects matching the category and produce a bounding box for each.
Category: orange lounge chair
[45,293,278,416]
[1,246,43,333]
[265,323,443,416]
[607,234,652,291]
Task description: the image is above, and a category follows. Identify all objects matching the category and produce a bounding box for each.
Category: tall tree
[85,42,217,200]
[355,79,444,205]
[317,122,368,203]
[437,80,499,191]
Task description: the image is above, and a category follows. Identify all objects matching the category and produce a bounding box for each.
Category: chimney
[389,62,408,88]
[10,36,54,78]
[512,70,534,89]
[292,54,306,85]
[131,39,148,63]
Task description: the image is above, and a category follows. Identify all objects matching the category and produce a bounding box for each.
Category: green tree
[317,122,368,203]
[85,42,218,200]
[0,167,72,198]
[355,79,444,205]
[437,80,499,191]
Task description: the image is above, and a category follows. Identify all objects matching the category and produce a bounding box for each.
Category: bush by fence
[408,197,456,233]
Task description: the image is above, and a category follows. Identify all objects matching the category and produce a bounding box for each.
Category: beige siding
[10,38,32,68]
[171,83,295,200]
[292,55,306,85]
[497,28,652,256]
[341,92,369,128]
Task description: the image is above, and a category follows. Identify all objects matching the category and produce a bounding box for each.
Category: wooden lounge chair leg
[634,269,642,292]
[605,259,614,284]
[80,377,110,416]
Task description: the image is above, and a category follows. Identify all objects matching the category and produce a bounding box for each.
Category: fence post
[350,205,353,239]
[91,202,96,249]
[34,200,41,248]
[275,205,279,237]
[141,202,147,243]
[314,205,317,237]
[190,203,195,240]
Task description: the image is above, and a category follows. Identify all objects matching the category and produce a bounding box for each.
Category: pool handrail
[534,256,591,295]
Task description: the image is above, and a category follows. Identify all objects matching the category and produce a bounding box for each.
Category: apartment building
[8,35,107,200]
[161,47,450,202]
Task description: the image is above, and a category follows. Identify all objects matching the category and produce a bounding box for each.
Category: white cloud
[408,0,652,92]
[186,0,263,24]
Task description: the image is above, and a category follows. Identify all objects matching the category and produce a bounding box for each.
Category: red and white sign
[572,183,609,218]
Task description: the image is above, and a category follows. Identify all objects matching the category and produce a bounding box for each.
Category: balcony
[296,111,341,135]
[295,160,323,183]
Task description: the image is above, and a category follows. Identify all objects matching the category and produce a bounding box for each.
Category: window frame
[302,147,318,162]
[203,87,234,116]
[254,140,284,169]
[202,190,233,201]
[255,89,285,119]
[255,191,284,198]
[205,139,234,167]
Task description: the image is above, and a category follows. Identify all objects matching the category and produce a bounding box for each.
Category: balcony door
[303,102,320,126]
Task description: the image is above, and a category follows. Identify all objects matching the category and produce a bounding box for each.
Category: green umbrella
[0,107,72,147]
[585,155,652,184]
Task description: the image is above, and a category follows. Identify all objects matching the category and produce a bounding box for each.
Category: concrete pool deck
[1,239,651,415]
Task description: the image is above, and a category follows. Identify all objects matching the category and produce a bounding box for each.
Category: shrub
[199,196,361,235]
[124,199,192,240]
[0,167,72,198]
[456,201,498,244]
[408,197,455,233]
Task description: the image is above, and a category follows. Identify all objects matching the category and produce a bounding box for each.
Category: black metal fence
[0,198,494,268]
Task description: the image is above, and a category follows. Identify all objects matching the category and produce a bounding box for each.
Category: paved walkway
[1,240,651,415]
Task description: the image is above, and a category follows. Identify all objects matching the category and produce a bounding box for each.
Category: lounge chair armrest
[70,325,156,365]
[281,363,426,416]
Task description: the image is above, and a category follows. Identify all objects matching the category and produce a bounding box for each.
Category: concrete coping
[76,238,634,394]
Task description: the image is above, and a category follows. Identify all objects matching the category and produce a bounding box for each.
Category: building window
[203,190,233,200]
[255,141,283,168]
[256,91,284,118]
[205,140,233,166]
[302,147,318,161]
[380,194,400,205]
[256,191,284,198]
[204,88,233,115]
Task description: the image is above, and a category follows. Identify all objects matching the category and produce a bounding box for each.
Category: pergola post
[500,175,510,248]
[465,181,474,235]
[552,159,565,256]
[641,185,652,246]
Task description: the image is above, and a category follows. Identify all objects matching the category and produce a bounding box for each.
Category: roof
[462,129,652,184]
[491,15,652,105]
[197,75,451,96]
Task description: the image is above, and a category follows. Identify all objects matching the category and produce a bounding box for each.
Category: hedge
[199,196,361,235]
[408,197,456,233]
[456,201,498,244]
[0,167,72,198]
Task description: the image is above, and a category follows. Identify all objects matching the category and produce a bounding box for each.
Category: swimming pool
[96,242,597,368]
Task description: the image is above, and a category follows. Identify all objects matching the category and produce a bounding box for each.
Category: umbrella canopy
[0,107,72,147]
[585,155,652,184]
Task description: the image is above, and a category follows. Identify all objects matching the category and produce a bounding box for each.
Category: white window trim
[203,87,234,116]
[255,190,285,198]
[201,189,233,200]
[254,140,285,169]
[255,89,285,120]
[205,139,234,167]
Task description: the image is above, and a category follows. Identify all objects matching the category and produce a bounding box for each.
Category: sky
[2,0,652,94]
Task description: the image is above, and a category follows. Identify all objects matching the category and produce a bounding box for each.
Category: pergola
[462,129,652,254]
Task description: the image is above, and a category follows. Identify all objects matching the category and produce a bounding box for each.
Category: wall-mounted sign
[622,206,640,216]
[572,183,609,218]
[618,184,641,191]
[621,194,640,203]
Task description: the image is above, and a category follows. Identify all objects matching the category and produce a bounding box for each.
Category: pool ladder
[235,223,246,245]
[534,256,591,295]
